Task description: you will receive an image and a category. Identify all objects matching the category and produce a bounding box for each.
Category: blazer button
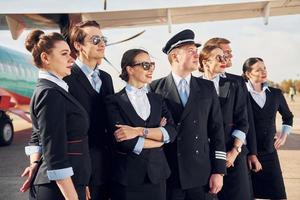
[177,122,181,126]
[195,150,199,154]
[195,135,198,140]
[193,120,197,124]
[177,136,182,141]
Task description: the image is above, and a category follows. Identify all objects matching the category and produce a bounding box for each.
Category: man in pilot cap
[150,29,226,200]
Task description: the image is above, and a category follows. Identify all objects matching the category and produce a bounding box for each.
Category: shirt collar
[202,74,220,82]
[75,58,100,77]
[171,72,191,87]
[246,81,270,94]
[125,84,148,96]
[38,70,69,92]
[220,72,227,78]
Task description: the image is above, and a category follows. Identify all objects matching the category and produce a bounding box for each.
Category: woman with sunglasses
[20,30,91,200]
[105,49,177,200]
[199,45,251,200]
[242,57,293,200]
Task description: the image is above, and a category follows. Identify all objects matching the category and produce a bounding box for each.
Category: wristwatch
[233,145,242,153]
[142,128,149,138]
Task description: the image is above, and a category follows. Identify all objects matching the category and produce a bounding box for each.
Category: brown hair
[25,29,65,68]
[120,49,149,82]
[69,20,100,55]
[203,37,230,48]
[198,45,220,72]
[242,57,264,80]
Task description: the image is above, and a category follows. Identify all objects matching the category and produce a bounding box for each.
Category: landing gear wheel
[0,119,14,146]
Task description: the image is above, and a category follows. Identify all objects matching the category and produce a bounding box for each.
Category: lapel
[117,88,147,125]
[180,76,200,121]
[146,92,160,126]
[73,64,98,96]
[262,88,271,110]
[163,73,183,108]
[37,79,85,112]
[218,77,231,104]
[99,70,106,96]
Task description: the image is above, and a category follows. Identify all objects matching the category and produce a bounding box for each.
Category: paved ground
[0,95,299,200]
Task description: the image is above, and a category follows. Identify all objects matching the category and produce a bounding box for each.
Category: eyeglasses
[132,62,155,70]
[89,35,108,45]
[215,55,227,63]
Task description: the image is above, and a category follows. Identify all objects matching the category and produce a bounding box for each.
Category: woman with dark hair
[199,45,251,200]
[243,57,293,200]
[105,49,177,200]
[20,29,91,200]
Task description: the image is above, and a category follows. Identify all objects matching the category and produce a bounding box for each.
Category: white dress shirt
[246,81,269,108]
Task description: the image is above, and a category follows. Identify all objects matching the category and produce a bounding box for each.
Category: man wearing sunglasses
[64,20,114,200]
[150,29,226,200]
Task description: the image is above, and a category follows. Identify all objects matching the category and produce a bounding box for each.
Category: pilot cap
[162,29,201,54]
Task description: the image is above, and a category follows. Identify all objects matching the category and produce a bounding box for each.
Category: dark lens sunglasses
[90,35,108,45]
[216,55,227,63]
[132,62,155,70]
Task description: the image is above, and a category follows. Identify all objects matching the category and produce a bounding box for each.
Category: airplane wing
[0,0,300,39]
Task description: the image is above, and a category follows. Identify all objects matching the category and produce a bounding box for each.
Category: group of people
[20,20,294,200]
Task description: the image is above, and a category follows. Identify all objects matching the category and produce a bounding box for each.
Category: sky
[1,0,300,90]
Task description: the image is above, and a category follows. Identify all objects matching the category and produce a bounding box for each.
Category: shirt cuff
[47,167,74,181]
[133,137,145,155]
[232,129,246,144]
[25,146,42,156]
[282,125,292,135]
[160,127,170,143]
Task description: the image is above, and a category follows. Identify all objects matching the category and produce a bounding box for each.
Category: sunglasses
[215,55,227,63]
[90,35,108,45]
[132,62,155,70]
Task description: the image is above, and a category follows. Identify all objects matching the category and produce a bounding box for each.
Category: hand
[226,149,238,168]
[160,117,167,127]
[85,186,91,200]
[247,154,262,172]
[114,124,141,142]
[20,163,38,192]
[209,174,223,194]
[274,133,287,149]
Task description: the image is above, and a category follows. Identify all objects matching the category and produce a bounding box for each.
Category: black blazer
[249,87,293,153]
[64,63,114,185]
[225,72,257,155]
[105,88,177,186]
[200,76,248,151]
[29,79,91,185]
[150,74,226,189]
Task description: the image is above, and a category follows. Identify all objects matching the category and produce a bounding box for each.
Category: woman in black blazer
[105,49,177,200]
[20,30,91,200]
[199,45,251,200]
[243,57,293,199]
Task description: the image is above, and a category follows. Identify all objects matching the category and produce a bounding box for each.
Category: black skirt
[219,154,252,200]
[251,150,286,199]
[111,180,166,200]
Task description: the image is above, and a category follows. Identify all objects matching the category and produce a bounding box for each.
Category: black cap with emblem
[162,29,201,54]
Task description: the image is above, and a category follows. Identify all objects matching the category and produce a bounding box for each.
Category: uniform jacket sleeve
[34,89,71,171]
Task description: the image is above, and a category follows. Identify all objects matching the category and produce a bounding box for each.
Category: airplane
[0,45,36,145]
[0,0,300,146]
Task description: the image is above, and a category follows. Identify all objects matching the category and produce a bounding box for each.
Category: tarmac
[0,95,299,200]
